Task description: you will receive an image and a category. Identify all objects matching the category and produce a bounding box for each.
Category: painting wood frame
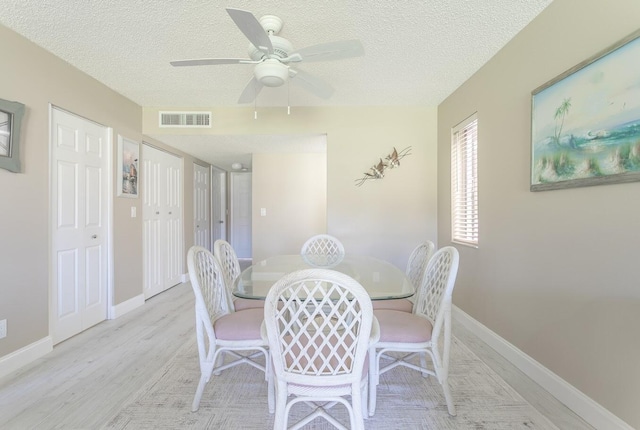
[0,98,26,173]
[530,29,640,191]
[117,135,139,198]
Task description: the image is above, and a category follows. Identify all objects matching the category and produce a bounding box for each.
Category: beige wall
[0,20,437,363]
[437,0,640,427]
[252,151,327,262]
[0,25,207,358]
[144,106,439,270]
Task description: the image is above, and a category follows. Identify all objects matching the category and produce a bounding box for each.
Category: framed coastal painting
[117,135,139,197]
[531,29,640,191]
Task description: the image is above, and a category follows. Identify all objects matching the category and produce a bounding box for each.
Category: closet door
[142,144,183,299]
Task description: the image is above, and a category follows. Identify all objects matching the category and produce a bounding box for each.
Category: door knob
[91,234,98,239]
[218,220,224,224]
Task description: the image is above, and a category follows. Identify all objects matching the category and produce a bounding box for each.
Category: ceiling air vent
[159,111,212,128]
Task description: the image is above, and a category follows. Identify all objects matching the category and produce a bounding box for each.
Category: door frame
[48,104,115,334]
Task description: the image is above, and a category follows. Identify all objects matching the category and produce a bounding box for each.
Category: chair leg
[191,374,208,412]
[442,378,456,416]
[273,382,288,430]
[419,352,430,377]
[267,361,275,414]
[361,379,368,420]
[352,383,365,430]
[368,348,378,416]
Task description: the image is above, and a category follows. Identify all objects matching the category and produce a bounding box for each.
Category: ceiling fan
[170,8,364,103]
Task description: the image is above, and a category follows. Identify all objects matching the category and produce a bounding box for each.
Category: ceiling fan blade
[226,8,273,55]
[238,77,265,104]
[289,39,364,63]
[290,69,334,99]
[170,58,259,67]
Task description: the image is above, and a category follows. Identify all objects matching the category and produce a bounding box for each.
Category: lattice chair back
[300,234,345,267]
[265,269,375,428]
[414,246,459,342]
[188,246,232,322]
[405,240,436,292]
[213,239,241,309]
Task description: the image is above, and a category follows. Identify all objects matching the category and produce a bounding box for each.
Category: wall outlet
[0,319,6,339]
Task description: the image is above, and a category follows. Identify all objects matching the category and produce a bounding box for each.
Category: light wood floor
[0,282,592,429]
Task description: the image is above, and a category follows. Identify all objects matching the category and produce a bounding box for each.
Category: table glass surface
[233,254,414,300]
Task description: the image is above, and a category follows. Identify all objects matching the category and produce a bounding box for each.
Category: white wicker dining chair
[368,246,459,417]
[187,246,270,412]
[300,234,345,266]
[214,239,264,311]
[372,240,435,312]
[263,269,379,430]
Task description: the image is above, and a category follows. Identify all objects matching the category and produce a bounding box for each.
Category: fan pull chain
[254,80,258,119]
[287,80,291,115]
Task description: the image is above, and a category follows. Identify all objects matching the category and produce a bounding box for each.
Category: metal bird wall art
[355,146,412,186]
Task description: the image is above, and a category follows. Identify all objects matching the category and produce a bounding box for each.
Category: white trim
[452,305,634,430]
[109,294,145,320]
[107,127,115,323]
[0,337,53,379]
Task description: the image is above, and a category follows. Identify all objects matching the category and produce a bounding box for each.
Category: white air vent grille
[159,111,212,128]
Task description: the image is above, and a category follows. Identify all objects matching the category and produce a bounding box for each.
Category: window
[451,114,478,247]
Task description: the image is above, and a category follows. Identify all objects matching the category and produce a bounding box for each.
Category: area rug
[103,335,559,429]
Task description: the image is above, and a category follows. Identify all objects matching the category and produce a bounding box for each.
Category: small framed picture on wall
[117,135,139,197]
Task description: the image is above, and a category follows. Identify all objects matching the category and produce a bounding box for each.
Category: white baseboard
[0,336,53,380]
[452,305,634,430]
[109,293,145,319]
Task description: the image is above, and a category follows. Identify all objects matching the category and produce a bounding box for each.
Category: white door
[194,163,211,250]
[51,107,110,344]
[142,146,162,297]
[142,144,183,299]
[212,167,227,243]
[164,153,183,287]
[231,172,252,258]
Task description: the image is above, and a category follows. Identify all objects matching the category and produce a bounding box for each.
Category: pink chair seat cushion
[372,298,413,313]
[214,308,263,340]
[233,297,264,311]
[374,309,433,343]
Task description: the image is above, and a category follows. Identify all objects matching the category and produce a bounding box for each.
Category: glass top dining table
[233,254,414,300]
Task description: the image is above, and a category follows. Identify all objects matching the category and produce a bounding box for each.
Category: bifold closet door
[142,144,183,299]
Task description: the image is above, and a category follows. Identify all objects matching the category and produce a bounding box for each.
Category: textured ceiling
[0,0,553,169]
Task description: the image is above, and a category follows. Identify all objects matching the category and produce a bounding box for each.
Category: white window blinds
[451,114,478,247]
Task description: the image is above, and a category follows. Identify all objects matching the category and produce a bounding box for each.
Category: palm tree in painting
[553,97,572,146]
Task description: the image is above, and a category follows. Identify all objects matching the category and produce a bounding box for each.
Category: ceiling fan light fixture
[254,59,289,87]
